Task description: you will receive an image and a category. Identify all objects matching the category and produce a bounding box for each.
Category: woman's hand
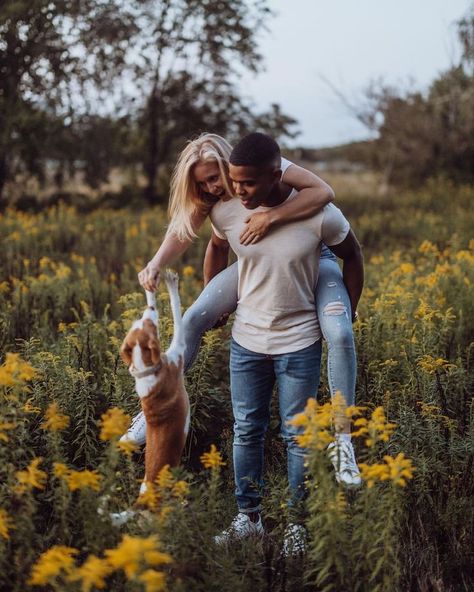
[239,212,273,245]
[138,263,161,292]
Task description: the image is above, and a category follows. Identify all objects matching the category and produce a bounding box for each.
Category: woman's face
[193,161,227,199]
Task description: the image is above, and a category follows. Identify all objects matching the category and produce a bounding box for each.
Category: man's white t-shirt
[210,159,350,355]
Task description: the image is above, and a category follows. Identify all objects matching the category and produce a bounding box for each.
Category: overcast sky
[237,0,471,147]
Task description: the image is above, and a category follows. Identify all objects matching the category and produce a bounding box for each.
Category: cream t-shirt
[210,162,350,354]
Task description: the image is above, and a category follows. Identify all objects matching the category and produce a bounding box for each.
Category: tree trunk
[144,89,160,205]
[0,153,7,204]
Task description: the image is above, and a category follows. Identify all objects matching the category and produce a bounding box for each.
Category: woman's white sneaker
[119,410,147,446]
[214,512,264,545]
[327,438,362,488]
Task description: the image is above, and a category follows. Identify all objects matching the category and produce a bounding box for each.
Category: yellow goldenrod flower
[287,398,334,450]
[99,408,131,441]
[200,444,226,469]
[23,399,41,414]
[41,402,70,432]
[104,535,172,579]
[183,265,195,277]
[358,407,397,447]
[68,554,112,591]
[138,482,160,511]
[0,508,14,539]
[417,355,457,375]
[359,453,415,488]
[64,469,102,492]
[369,255,384,265]
[0,353,38,387]
[116,439,139,457]
[358,462,390,488]
[419,240,438,255]
[398,262,415,275]
[156,465,175,489]
[16,457,47,492]
[383,453,415,487]
[0,420,16,443]
[172,480,189,499]
[28,545,78,585]
[138,569,167,592]
[53,462,70,478]
[414,299,441,322]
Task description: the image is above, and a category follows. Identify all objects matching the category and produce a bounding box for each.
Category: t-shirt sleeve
[280,157,293,180]
[211,222,227,240]
[320,203,350,246]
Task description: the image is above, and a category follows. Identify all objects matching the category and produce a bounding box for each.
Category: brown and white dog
[119,270,190,497]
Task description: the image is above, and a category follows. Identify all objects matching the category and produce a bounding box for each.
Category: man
[205,133,364,547]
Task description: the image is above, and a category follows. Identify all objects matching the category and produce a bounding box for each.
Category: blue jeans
[182,245,356,405]
[230,338,322,513]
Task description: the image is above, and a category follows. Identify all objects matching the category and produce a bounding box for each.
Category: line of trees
[352,7,474,187]
[0,0,297,204]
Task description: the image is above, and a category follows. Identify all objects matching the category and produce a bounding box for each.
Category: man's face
[229,164,279,209]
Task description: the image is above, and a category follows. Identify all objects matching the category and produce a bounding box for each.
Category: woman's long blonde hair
[167,133,233,242]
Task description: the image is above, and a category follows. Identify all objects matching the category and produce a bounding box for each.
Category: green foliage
[0,181,473,590]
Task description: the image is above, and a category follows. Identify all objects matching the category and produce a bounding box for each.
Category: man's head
[229,133,282,209]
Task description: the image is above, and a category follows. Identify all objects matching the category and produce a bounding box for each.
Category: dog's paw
[163,269,179,288]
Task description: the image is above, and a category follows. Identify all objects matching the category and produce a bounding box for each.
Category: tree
[1,0,297,204]
[96,0,276,203]
[349,6,474,187]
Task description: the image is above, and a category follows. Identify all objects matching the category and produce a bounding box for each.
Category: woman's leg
[182,261,238,371]
[316,249,361,487]
[315,251,357,410]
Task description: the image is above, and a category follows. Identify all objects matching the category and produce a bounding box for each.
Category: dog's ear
[120,340,133,366]
[148,338,161,365]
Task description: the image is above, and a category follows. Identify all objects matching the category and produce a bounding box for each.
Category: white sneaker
[214,512,264,545]
[120,410,147,446]
[282,523,306,556]
[327,438,362,488]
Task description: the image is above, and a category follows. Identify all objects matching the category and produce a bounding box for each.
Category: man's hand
[212,313,230,329]
[239,212,272,245]
[138,263,161,292]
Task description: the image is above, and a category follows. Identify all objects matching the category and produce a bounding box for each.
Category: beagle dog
[119,271,190,496]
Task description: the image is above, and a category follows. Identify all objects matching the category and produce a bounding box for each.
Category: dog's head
[120,318,161,370]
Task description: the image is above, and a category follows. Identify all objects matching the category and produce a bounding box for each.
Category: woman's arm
[138,209,208,291]
[239,163,335,245]
[203,230,230,286]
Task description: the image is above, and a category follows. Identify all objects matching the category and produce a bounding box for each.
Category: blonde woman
[123,133,358,487]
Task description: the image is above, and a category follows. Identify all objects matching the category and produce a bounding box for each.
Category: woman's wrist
[266,209,280,228]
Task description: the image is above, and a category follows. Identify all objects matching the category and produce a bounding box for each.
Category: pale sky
[237,0,471,147]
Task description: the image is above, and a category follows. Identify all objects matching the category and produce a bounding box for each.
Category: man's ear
[120,340,133,366]
[148,338,161,365]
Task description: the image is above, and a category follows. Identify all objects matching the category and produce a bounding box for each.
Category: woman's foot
[327,437,361,488]
[120,410,147,446]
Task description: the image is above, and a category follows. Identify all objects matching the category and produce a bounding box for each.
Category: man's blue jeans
[230,338,322,513]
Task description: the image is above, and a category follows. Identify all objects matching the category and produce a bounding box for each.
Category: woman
[123,133,358,485]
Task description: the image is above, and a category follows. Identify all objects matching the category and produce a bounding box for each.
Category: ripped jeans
[182,245,356,406]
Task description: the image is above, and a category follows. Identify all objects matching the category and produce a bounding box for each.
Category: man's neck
[261,182,292,207]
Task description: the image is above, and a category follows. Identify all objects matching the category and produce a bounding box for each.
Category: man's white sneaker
[282,523,306,556]
[327,438,362,488]
[214,512,264,545]
[119,410,147,446]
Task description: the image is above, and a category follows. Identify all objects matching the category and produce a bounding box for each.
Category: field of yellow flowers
[1,180,473,591]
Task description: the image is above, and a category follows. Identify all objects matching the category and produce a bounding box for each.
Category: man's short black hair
[229,132,281,168]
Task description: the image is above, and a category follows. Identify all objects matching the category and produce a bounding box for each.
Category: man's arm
[327,230,364,319]
[203,230,230,286]
[240,164,335,245]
